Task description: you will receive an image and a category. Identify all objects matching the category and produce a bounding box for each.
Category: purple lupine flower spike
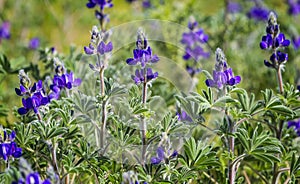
[260,11,290,69]
[205,48,241,89]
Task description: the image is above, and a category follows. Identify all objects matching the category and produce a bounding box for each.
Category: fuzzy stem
[141,68,148,165]
[277,67,284,94]
[51,140,60,178]
[228,119,236,184]
[99,66,107,149]
[37,113,42,121]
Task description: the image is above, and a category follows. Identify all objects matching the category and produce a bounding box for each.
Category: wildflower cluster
[126,29,159,85]
[0,21,10,43]
[205,48,241,89]
[0,130,22,161]
[84,26,113,72]
[15,70,49,116]
[49,58,81,99]
[181,16,209,77]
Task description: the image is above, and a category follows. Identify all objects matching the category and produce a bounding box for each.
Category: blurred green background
[1,0,300,124]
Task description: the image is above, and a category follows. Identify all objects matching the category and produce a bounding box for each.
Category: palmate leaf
[235,126,282,164]
[230,88,263,115]
[262,89,294,116]
[180,137,218,170]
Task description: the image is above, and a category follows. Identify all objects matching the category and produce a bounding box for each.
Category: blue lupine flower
[287,119,300,136]
[86,0,113,10]
[18,92,49,115]
[224,68,241,86]
[260,34,273,49]
[150,147,178,165]
[84,41,113,55]
[227,1,242,14]
[287,0,300,16]
[0,131,22,161]
[13,172,51,184]
[0,21,10,42]
[275,33,290,48]
[206,70,227,89]
[260,12,290,69]
[50,72,81,99]
[297,85,300,91]
[205,48,241,89]
[264,51,288,68]
[247,6,269,21]
[28,37,40,50]
[126,47,159,67]
[16,74,49,116]
[131,68,158,85]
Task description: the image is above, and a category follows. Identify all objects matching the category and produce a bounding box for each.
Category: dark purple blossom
[0,21,10,42]
[150,147,178,165]
[0,131,22,161]
[227,1,242,14]
[297,85,300,91]
[260,12,290,69]
[126,47,159,67]
[224,68,241,86]
[260,34,273,49]
[275,33,291,48]
[13,172,51,184]
[183,46,210,61]
[86,0,113,10]
[287,119,300,136]
[206,70,227,89]
[131,68,158,85]
[18,92,49,115]
[247,6,269,21]
[28,37,40,50]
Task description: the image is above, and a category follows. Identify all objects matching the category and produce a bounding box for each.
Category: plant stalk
[141,68,148,165]
[99,66,107,149]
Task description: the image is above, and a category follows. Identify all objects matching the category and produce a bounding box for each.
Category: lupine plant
[0,1,300,184]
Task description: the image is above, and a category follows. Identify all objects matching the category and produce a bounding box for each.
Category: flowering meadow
[1,0,300,183]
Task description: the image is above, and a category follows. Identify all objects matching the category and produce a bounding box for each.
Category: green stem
[276,67,284,94]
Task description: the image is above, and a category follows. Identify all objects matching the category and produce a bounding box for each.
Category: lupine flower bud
[53,58,66,76]
[136,28,148,50]
[18,70,31,89]
[215,48,227,71]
